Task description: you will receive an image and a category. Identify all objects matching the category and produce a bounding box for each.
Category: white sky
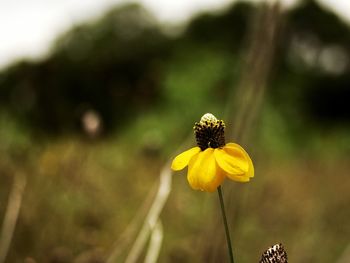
[0,0,349,70]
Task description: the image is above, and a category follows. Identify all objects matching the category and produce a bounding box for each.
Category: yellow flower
[171,113,254,192]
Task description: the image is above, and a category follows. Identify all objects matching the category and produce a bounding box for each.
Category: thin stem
[217,185,234,263]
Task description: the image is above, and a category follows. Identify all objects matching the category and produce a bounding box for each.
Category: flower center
[193,113,226,150]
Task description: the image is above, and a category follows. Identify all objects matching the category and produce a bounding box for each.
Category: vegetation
[0,0,349,262]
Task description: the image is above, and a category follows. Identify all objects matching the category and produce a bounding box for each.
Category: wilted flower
[171,113,254,192]
[260,243,288,263]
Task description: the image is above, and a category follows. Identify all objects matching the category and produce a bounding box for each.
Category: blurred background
[0,0,350,262]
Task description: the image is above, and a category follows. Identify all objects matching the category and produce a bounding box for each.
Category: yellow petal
[224,143,254,178]
[171,147,201,171]
[188,148,225,192]
[214,148,247,175]
[187,153,201,190]
[227,173,251,182]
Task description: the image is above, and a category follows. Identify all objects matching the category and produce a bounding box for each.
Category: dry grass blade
[106,182,158,263]
[227,2,282,143]
[204,2,283,261]
[124,162,172,263]
[107,134,191,263]
[0,173,27,263]
[144,220,163,263]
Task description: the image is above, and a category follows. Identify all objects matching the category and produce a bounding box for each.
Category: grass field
[0,116,349,262]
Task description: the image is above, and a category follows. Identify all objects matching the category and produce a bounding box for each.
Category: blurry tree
[0,4,171,135]
[272,0,350,129]
[0,0,349,138]
[183,2,253,52]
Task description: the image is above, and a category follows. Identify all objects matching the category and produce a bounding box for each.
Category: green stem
[217,185,235,263]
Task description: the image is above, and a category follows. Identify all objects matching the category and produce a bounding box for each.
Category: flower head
[171,113,254,192]
[260,243,288,263]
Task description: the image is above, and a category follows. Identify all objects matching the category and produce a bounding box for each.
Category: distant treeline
[0,0,349,135]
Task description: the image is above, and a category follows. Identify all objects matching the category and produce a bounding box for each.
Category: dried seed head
[194,113,225,150]
[260,243,288,263]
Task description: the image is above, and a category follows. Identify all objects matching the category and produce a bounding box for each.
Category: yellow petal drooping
[188,148,225,192]
[224,143,254,179]
[214,148,247,174]
[171,147,201,171]
[225,173,250,182]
